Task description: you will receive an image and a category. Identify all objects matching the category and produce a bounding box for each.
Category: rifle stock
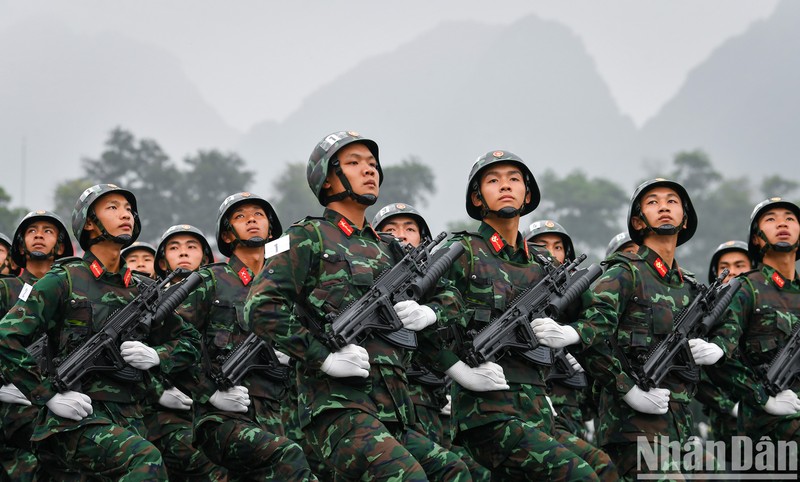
[213,332,290,389]
[764,318,800,396]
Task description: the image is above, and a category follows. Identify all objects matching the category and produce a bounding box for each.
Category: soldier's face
[125,249,155,276]
[755,208,799,248]
[325,143,379,199]
[619,241,639,255]
[380,216,421,247]
[472,163,530,215]
[23,221,63,258]
[533,233,566,264]
[224,203,270,243]
[86,193,134,239]
[160,234,205,272]
[0,244,9,273]
[716,251,750,282]
[632,187,686,232]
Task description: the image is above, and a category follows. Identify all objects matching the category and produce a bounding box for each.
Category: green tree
[0,186,28,235]
[365,157,437,222]
[52,178,95,230]
[670,150,722,199]
[760,175,799,200]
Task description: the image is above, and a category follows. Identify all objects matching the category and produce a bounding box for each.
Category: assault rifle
[764,320,800,396]
[547,348,588,389]
[50,269,202,392]
[213,332,290,389]
[0,334,48,385]
[323,232,465,351]
[463,254,602,368]
[634,269,741,390]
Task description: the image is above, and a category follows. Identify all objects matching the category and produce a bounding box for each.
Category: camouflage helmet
[11,210,74,267]
[525,219,575,262]
[748,197,800,261]
[121,241,157,259]
[216,192,282,258]
[605,231,636,258]
[708,240,751,283]
[627,178,697,247]
[465,150,540,220]
[155,224,214,277]
[72,184,141,250]
[372,202,432,241]
[307,130,382,206]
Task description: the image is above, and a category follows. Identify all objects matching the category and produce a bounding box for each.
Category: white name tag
[19,283,33,302]
[264,235,291,259]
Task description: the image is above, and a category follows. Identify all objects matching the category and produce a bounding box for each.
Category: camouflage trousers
[416,404,491,482]
[144,409,227,482]
[306,408,471,481]
[35,402,166,481]
[604,439,719,482]
[739,400,800,443]
[554,404,590,441]
[1,403,39,482]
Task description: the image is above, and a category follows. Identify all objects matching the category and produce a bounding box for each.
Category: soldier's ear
[158,259,167,271]
[221,230,236,244]
[83,218,94,231]
[471,191,482,208]
[631,216,646,231]
[56,243,65,256]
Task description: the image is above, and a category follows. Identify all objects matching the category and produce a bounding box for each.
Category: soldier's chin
[654,224,679,236]
[771,241,795,253]
[241,237,267,248]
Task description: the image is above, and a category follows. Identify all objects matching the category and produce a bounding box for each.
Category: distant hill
[239,16,640,231]
[0,17,239,211]
[639,0,799,187]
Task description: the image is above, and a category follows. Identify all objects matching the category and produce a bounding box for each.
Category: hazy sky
[0,0,779,131]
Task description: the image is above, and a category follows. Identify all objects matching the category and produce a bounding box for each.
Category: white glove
[158,387,193,411]
[46,391,93,421]
[763,389,800,416]
[209,386,250,413]
[688,338,723,366]
[564,352,585,373]
[445,360,509,392]
[530,317,580,348]
[274,349,291,366]
[731,402,739,418]
[120,341,160,369]
[321,344,370,378]
[394,300,437,331]
[0,383,31,406]
[623,385,670,414]
[440,394,452,416]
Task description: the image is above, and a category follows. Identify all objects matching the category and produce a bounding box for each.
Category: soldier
[144,224,226,481]
[122,241,157,279]
[708,198,800,445]
[432,151,616,481]
[0,233,13,275]
[0,210,74,481]
[245,131,471,481]
[533,178,734,479]
[605,232,638,258]
[525,219,596,442]
[0,183,201,480]
[373,202,491,482]
[178,193,316,481]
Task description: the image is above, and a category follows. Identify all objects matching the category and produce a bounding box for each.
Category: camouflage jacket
[0,252,200,435]
[0,270,38,317]
[708,264,800,409]
[245,208,460,429]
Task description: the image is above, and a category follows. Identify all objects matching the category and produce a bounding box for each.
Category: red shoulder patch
[653,257,668,278]
[337,218,354,237]
[89,260,103,279]
[772,271,785,289]
[489,232,505,253]
[238,267,252,286]
[123,268,132,287]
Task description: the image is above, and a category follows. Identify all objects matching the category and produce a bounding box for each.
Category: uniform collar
[478,222,529,260]
[227,254,254,286]
[639,246,683,282]
[83,251,133,287]
[760,263,800,290]
[323,208,379,239]
[19,270,39,284]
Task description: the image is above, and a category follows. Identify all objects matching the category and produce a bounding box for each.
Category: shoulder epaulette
[293,216,324,227]
[450,230,479,240]
[204,262,229,269]
[52,256,83,267]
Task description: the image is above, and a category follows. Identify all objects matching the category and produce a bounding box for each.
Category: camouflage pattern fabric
[432,223,616,481]
[695,371,738,464]
[706,264,800,442]
[0,252,200,479]
[245,208,469,480]
[549,381,592,440]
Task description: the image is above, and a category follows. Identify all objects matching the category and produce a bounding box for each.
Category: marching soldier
[0,233,20,276]
[122,241,157,279]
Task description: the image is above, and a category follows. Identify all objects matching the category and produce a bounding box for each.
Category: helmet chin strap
[85,213,132,247]
[226,220,270,252]
[475,188,526,219]
[323,161,378,206]
[636,209,687,239]
[756,230,799,258]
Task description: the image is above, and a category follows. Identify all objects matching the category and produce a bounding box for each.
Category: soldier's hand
[764,389,800,416]
[623,386,670,414]
[564,352,585,373]
[688,338,723,365]
[46,391,93,421]
[274,348,292,366]
[394,300,437,331]
[321,344,370,378]
[530,317,580,348]
[0,383,31,406]
[445,360,509,392]
[159,387,193,411]
[440,394,452,416]
[209,386,250,413]
[120,341,160,370]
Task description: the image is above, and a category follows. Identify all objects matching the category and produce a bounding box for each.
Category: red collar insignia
[523,239,529,257]
[772,271,785,289]
[238,267,252,286]
[123,268,132,288]
[89,260,104,279]
[489,232,505,253]
[653,257,668,278]
[337,218,354,237]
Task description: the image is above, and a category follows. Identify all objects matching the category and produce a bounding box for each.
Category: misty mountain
[0,17,239,211]
[239,16,640,231]
[639,0,799,186]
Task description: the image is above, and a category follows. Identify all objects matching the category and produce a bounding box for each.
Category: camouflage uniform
[179,255,315,482]
[434,223,615,481]
[707,263,800,441]
[245,208,471,481]
[0,252,202,481]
